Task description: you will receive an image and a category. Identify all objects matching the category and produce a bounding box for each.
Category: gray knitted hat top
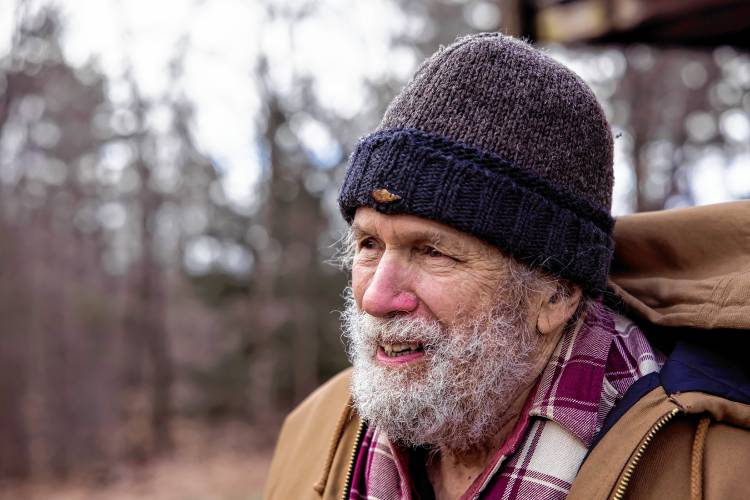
[339,33,615,294]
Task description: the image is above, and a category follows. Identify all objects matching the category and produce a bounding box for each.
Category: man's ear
[536,284,583,336]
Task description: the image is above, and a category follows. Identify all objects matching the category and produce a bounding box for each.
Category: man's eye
[423,246,446,258]
[358,238,378,251]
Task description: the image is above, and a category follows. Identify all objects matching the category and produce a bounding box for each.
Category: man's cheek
[351,268,372,309]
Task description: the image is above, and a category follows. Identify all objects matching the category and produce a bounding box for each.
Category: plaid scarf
[349,307,664,500]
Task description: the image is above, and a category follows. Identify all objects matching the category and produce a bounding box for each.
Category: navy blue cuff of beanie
[338,128,615,296]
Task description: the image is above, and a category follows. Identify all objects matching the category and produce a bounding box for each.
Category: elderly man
[265,33,750,500]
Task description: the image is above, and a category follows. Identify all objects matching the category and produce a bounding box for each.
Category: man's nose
[361,257,418,318]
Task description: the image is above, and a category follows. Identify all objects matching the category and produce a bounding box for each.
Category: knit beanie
[338,33,614,295]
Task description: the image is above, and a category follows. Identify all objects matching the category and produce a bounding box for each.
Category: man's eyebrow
[414,230,445,245]
[351,223,451,246]
[350,223,369,238]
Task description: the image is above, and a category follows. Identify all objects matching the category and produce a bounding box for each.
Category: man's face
[351,207,511,333]
[344,207,544,451]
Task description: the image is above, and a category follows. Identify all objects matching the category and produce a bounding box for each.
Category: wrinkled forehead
[352,207,503,258]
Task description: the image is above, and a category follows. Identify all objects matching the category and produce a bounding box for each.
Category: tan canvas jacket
[264,201,750,500]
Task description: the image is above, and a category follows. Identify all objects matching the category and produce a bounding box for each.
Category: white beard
[342,293,540,452]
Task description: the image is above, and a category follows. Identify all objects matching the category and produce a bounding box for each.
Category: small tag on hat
[371,189,401,203]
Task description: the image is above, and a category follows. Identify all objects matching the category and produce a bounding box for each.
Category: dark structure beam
[529,0,750,47]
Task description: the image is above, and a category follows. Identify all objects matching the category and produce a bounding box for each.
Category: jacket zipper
[611,407,680,500]
[341,420,367,500]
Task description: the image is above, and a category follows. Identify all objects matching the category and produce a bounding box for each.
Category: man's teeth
[381,342,423,357]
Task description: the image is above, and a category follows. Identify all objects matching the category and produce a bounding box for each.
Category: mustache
[340,288,440,343]
[342,302,445,348]
[364,315,441,343]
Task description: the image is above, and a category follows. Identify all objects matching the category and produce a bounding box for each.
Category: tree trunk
[0,222,31,479]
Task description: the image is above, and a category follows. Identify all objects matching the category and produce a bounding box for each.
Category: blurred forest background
[0,0,748,498]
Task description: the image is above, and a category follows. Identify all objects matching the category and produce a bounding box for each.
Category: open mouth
[376,342,426,365]
[380,342,424,357]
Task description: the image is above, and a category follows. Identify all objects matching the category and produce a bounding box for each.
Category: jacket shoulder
[569,386,750,499]
[264,368,355,500]
[569,334,750,500]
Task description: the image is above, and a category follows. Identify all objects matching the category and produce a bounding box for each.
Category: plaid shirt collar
[349,306,665,500]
